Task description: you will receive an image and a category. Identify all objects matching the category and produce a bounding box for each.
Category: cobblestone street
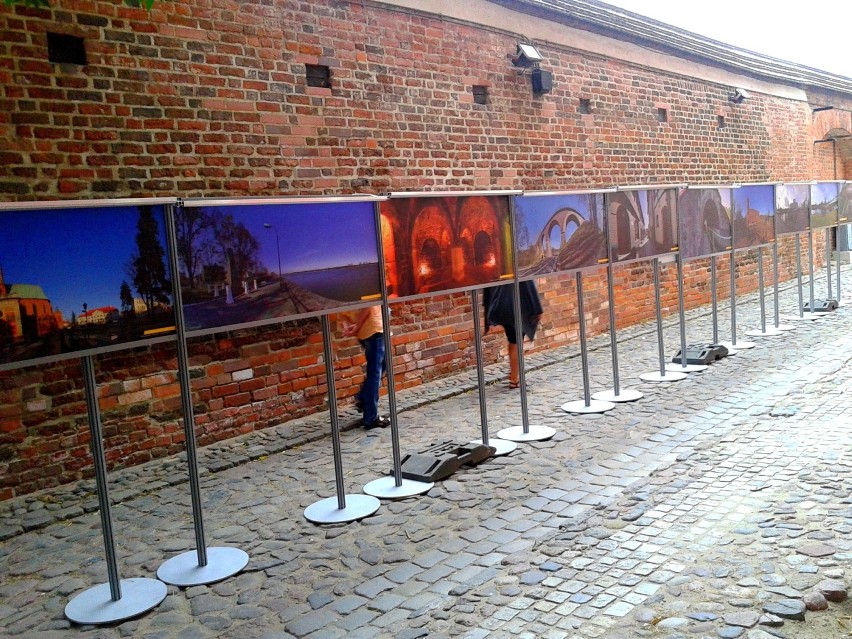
[3,268,852,639]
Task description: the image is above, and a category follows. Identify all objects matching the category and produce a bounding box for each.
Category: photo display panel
[810,182,840,229]
[840,182,852,225]
[380,194,513,300]
[606,187,678,264]
[0,201,177,371]
[677,187,733,260]
[732,184,775,250]
[177,199,382,335]
[775,183,811,236]
[513,192,608,279]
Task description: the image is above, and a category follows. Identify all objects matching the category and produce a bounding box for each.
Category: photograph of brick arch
[732,184,775,250]
[177,200,382,334]
[0,203,175,371]
[380,195,512,300]
[513,192,608,278]
[840,182,852,225]
[775,183,811,236]
[606,188,678,263]
[677,187,733,260]
[810,182,840,229]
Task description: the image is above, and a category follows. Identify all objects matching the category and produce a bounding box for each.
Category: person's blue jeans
[357,333,386,425]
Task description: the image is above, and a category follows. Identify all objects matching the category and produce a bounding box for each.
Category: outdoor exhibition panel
[0,199,178,372]
[775,183,812,325]
[176,196,386,522]
[178,197,384,337]
[515,190,615,413]
[606,186,686,383]
[0,198,181,624]
[677,186,734,347]
[811,182,841,304]
[839,182,852,305]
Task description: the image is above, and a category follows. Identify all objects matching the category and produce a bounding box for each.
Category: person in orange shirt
[343,304,389,429]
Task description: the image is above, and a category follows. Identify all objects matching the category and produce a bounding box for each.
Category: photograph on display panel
[380,195,512,300]
[176,200,382,333]
[677,187,732,260]
[607,188,678,263]
[775,184,811,236]
[732,184,775,250]
[840,182,852,225]
[513,193,608,278]
[810,182,840,229]
[0,203,176,370]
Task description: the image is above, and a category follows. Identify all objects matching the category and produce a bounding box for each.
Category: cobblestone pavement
[3,267,852,639]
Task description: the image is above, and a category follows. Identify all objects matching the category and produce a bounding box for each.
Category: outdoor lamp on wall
[512,43,544,68]
[728,88,750,104]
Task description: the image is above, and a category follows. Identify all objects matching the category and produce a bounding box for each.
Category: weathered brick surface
[0,0,845,498]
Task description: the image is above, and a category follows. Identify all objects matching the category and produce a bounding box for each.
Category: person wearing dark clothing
[483,280,543,388]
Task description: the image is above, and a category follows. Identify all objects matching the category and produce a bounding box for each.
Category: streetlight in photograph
[263,223,283,292]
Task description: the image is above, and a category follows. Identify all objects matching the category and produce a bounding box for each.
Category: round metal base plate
[363,476,433,499]
[469,438,517,456]
[745,327,783,337]
[592,388,644,403]
[665,362,708,373]
[304,494,381,524]
[783,313,820,321]
[773,323,796,331]
[65,578,167,625]
[639,370,687,382]
[496,425,556,442]
[719,340,755,350]
[560,399,615,414]
[157,547,249,587]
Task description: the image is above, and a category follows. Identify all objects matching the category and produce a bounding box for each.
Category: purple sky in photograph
[0,204,169,322]
[197,201,379,275]
[514,193,604,251]
[733,185,775,218]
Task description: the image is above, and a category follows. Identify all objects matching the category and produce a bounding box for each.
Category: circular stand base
[469,437,517,456]
[719,340,755,350]
[773,323,796,332]
[837,299,848,307]
[723,346,738,356]
[639,370,687,382]
[592,388,644,403]
[157,546,249,587]
[496,425,556,442]
[783,313,820,321]
[304,494,381,524]
[65,577,167,625]
[744,327,783,337]
[363,476,433,499]
[665,362,708,373]
[560,399,615,414]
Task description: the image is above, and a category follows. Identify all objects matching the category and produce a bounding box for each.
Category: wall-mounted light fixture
[728,88,750,104]
[512,43,543,68]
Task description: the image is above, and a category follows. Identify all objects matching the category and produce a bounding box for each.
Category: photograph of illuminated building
[380,195,513,300]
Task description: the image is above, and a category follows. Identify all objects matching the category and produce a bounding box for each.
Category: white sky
[599,0,851,78]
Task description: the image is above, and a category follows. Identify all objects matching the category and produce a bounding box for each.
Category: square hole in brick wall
[717,115,726,129]
[306,64,331,89]
[657,107,668,123]
[579,98,591,114]
[472,85,488,105]
[47,32,87,66]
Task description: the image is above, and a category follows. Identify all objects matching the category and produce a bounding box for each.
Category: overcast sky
[600,0,850,78]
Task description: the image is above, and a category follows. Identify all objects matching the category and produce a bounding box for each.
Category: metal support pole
[809,230,816,310]
[666,255,707,372]
[64,357,167,624]
[562,272,614,413]
[826,228,833,299]
[797,238,805,317]
[720,251,755,349]
[304,317,380,522]
[158,205,248,585]
[470,290,516,455]
[745,246,781,337]
[773,243,780,327]
[711,255,718,344]
[640,259,686,382]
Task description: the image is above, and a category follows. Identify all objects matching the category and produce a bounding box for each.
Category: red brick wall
[0,0,831,499]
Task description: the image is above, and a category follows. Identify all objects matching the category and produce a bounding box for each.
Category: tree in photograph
[208,211,261,288]
[120,280,134,315]
[175,207,210,289]
[129,207,170,319]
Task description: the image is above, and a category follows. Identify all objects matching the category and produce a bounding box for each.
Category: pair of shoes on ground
[508,380,520,389]
[363,416,390,430]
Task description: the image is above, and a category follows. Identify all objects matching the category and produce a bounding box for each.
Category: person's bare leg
[508,342,519,386]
